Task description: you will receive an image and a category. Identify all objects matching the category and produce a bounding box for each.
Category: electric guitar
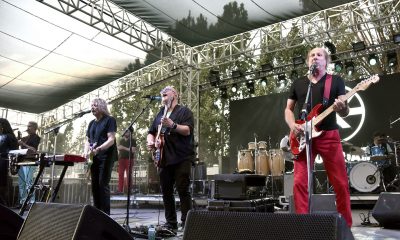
[289,75,380,155]
[153,98,172,167]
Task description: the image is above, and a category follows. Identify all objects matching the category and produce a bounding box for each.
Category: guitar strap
[323,74,332,107]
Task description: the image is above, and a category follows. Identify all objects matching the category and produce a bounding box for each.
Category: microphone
[142,95,162,101]
[309,63,318,75]
[12,128,19,131]
[74,109,92,117]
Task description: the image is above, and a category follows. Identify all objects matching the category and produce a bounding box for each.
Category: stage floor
[107,194,400,240]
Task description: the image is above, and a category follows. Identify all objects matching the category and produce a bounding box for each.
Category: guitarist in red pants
[146,85,195,233]
[284,47,352,227]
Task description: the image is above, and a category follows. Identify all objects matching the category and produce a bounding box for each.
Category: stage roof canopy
[0,0,354,113]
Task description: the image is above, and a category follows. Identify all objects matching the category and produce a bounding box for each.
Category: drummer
[366,131,394,157]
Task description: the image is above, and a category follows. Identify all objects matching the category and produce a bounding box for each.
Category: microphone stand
[300,79,314,213]
[122,99,154,233]
[42,111,91,202]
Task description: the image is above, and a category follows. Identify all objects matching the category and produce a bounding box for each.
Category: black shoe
[159,223,178,234]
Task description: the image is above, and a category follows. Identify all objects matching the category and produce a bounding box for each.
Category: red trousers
[117,158,132,192]
[293,130,352,227]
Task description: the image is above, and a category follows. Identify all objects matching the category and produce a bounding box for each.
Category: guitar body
[289,103,324,155]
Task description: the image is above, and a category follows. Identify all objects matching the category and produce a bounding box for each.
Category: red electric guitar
[290,75,380,155]
[153,98,172,167]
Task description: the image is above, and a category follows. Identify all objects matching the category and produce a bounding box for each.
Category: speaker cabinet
[17,202,132,240]
[0,204,24,240]
[372,192,400,229]
[183,210,353,240]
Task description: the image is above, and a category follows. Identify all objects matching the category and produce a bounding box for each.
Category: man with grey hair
[84,98,117,215]
[17,121,40,208]
[147,86,195,233]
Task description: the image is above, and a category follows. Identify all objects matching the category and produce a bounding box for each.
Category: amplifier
[213,174,266,200]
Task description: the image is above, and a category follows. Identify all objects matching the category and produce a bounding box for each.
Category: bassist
[146,86,195,233]
[284,47,352,227]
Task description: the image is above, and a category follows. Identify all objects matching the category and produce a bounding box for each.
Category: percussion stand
[385,141,400,191]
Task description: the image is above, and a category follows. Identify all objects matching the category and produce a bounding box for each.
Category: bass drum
[348,161,380,193]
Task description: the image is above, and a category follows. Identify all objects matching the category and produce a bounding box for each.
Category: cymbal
[349,146,365,156]
[341,141,353,153]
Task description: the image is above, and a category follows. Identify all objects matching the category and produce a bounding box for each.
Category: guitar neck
[312,88,356,126]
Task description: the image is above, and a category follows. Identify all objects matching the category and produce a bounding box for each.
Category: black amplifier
[212,174,266,200]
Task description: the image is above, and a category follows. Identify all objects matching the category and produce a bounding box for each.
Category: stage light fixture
[276,73,286,86]
[290,70,298,80]
[393,33,400,44]
[334,61,344,72]
[208,69,220,87]
[345,61,355,75]
[368,54,378,66]
[352,41,366,52]
[292,56,305,66]
[232,70,243,79]
[246,81,255,94]
[324,41,337,55]
[231,84,238,93]
[259,77,267,87]
[261,63,273,72]
[387,51,397,67]
[219,86,228,99]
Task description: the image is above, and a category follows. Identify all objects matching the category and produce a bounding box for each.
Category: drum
[258,141,267,149]
[348,161,380,192]
[255,150,269,175]
[248,142,256,150]
[370,146,387,161]
[238,150,254,172]
[268,149,285,176]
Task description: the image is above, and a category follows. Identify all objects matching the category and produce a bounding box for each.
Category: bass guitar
[290,75,380,155]
[153,98,172,167]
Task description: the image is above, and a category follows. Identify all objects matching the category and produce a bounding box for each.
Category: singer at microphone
[142,95,162,101]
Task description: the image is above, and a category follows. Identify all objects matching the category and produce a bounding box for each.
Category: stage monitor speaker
[0,204,24,240]
[17,202,132,240]
[372,192,400,229]
[183,210,353,240]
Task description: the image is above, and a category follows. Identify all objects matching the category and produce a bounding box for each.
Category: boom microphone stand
[301,74,314,214]
[122,100,154,233]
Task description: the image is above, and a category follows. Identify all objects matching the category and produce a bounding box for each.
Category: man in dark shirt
[18,121,40,206]
[146,86,195,232]
[115,131,137,194]
[284,47,352,227]
[84,98,117,215]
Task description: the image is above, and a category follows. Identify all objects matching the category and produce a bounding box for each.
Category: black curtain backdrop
[227,73,400,173]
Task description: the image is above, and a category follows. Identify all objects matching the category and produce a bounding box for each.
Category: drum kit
[342,137,400,193]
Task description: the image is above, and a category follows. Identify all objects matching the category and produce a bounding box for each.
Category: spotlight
[208,69,220,87]
[231,84,238,93]
[393,33,400,44]
[259,77,267,87]
[290,70,298,80]
[277,73,286,86]
[368,54,378,66]
[334,61,343,72]
[345,61,355,75]
[352,41,365,52]
[261,63,273,72]
[246,81,255,94]
[219,86,228,99]
[232,70,243,79]
[292,56,305,66]
[387,51,397,67]
[324,41,337,55]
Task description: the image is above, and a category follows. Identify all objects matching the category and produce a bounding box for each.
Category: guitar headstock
[354,74,380,92]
